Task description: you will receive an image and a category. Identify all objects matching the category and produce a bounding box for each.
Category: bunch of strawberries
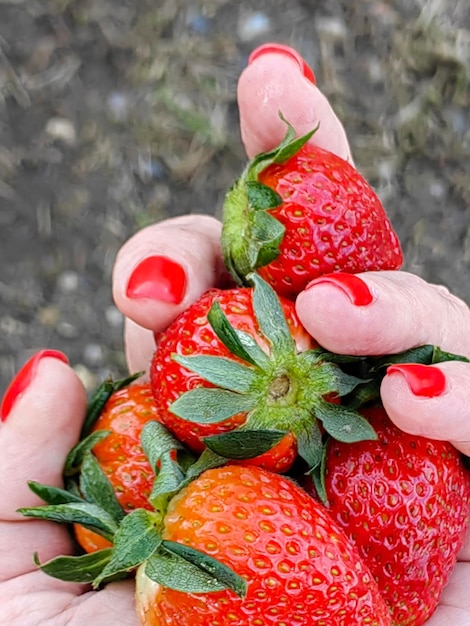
[21,122,470,625]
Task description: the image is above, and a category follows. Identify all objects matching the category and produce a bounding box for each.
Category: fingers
[113,215,226,336]
[0,352,86,577]
[296,271,470,454]
[238,45,353,162]
[295,271,470,358]
[381,361,470,456]
[123,318,156,377]
[0,353,86,518]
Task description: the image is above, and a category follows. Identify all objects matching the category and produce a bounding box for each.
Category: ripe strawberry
[135,464,392,626]
[302,404,470,626]
[150,273,376,474]
[221,120,403,299]
[21,420,391,625]
[74,382,160,553]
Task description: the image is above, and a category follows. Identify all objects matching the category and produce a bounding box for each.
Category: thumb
[0,350,87,519]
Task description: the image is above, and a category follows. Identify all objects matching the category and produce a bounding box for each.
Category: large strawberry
[21,421,392,625]
[135,463,392,626]
[302,404,470,626]
[221,120,403,299]
[72,381,161,553]
[150,273,377,474]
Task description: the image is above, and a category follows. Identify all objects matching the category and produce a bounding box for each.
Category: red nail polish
[305,273,374,306]
[248,43,316,85]
[387,363,446,398]
[126,256,187,305]
[0,349,69,422]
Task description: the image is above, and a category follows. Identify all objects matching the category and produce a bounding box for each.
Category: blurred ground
[1,0,469,395]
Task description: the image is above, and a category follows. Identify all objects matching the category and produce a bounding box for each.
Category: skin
[0,51,469,625]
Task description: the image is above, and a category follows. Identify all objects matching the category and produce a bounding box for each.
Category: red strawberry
[150,273,377,474]
[22,420,391,625]
[135,464,393,626]
[221,121,403,299]
[303,404,470,626]
[74,382,160,553]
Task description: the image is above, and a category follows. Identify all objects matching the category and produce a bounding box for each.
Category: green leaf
[329,367,370,397]
[145,541,247,598]
[309,349,366,365]
[207,301,262,367]
[93,508,162,587]
[19,502,119,541]
[344,379,382,410]
[248,115,318,177]
[249,273,295,355]
[233,329,271,369]
[34,549,113,583]
[64,430,111,477]
[314,400,377,444]
[308,442,329,505]
[371,344,469,370]
[141,420,186,472]
[245,180,282,211]
[27,481,84,506]
[173,354,258,393]
[79,452,125,523]
[149,452,186,506]
[169,388,256,424]
[251,211,285,268]
[184,448,229,483]
[203,429,287,460]
[81,372,143,438]
[431,346,469,363]
[296,426,323,471]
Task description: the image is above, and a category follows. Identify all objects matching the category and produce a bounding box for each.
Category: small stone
[105,305,124,328]
[37,305,60,327]
[57,271,79,293]
[107,91,131,123]
[45,117,77,146]
[238,11,270,42]
[57,321,79,338]
[73,364,98,393]
[83,343,104,366]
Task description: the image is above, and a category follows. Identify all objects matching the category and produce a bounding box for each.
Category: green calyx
[221,115,318,285]
[19,377,247,599]
[169,274,377,472]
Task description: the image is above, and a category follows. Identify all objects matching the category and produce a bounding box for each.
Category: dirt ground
[1,0,469,395]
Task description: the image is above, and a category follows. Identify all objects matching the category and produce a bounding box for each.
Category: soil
[1,0,470,395]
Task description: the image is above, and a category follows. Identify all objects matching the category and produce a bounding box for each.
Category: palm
[2,565,137,625]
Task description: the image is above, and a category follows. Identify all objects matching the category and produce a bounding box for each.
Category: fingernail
[0,349,69,422]
[126,255,187,305]
[248,43,316,85]
[387,363,446,398]
[305,273,374,306]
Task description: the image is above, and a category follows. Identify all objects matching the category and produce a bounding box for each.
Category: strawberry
[150,273,377,474]
[302,404,470,626]
[135,463,392,626]
[221,120,403,299]
[21,422,392,625]
[72,380,161,553]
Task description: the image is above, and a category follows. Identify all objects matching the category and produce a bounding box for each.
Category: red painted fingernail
[0,349,69,422]
[387,363,447,398]
[248,43,316,85]
[305,273,374,306]
[126,256,187,305]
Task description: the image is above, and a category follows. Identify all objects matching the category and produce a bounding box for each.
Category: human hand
[112,44,470,625]
[1,44,468,625]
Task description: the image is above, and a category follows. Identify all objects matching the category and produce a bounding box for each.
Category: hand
[1,45,468,625]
